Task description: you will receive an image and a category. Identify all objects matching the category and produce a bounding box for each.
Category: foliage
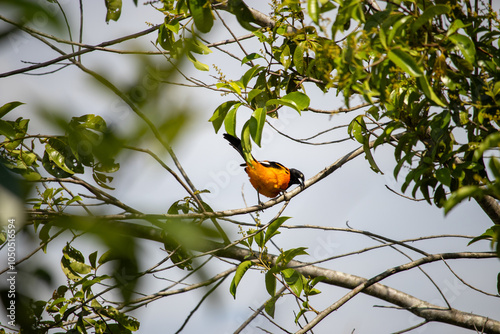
[231,216,321,320]
[203,0,500,259]
[1,0,500,333]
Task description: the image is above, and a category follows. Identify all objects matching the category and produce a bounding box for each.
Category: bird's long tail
[223,133,245,159]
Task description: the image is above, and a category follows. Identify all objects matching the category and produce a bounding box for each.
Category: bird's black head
[289,168,305,188]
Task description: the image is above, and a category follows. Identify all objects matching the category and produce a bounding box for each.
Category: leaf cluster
[230,217,323,321]
[0,105,121,189]
[21,243,140,334]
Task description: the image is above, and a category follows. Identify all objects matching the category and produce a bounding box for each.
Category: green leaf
[450,53,473,74]
[249,107,266,147]
[2,118,29,150]
[449,33,476,64]
[0,120,16,138]
[209,101,239,133]
[276,247,308,266]
[61,244,91,281]
[0,101,24,119]
[229,81,243,95]
[157,24,175,51]
[473,132,500,161]
[98,249,122,265]
[187,37,212,55]
[98,306,140,331]
[443,185,483,214]
[188,0,213,33]
[280,45,291,71]
[241,121,253,164]
[265,295,279,318]
[241,53,263,64]
[435,168,451,187]
[308,0,320,24]
[411,5,450,33]
[489,157,500,180]
[19,152,37,166]
[293,42,306,74]
[282,268,303,297]
[224,103,240,137]
[446,19,467,37]
[468,225,500,246]
[388,49,423,77]
[187,52,209,71]
[254,229,265,249]
[81,275,111,293]
[331,0,364,37]
[386,15,412,47]
[308,275,326,288]
[216,82,243,95]
[93,171,115,190]
[240,65,265,89]
[348,115,365,143]
[265,216,291,245]
[363,134,381,173]
[248,88,264,102]
[165,18,180,33]
[434,184,446,207]
[266,92,310,113]
[70,261,92,276]
[70,114,107,132]
[226,0,258,31]
[89,251,98,269]
[104,0,122,23]
[44,143,74,176]
[418,76,446,107]
[265,269,277,296]
[230,260,253,298]
[295,308,308,324]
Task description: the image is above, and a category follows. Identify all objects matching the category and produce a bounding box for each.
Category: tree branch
[0,14,161,78]
[28,216,499,333]
[27,140,375,222]
[474,194,500,225]
[216,244,499,334]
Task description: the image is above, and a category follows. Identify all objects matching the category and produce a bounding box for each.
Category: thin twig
[267,121,351,145]
[234,286,287,334]
[0,14,161,78]
[174,275,228,334]
[0,228,66,275]
[308,102,372,114]
[213,8,252,65]
[392,320,429,334]
[295,251,497,333]
[441,256,500,298]
[385,185,428,201]
[370,235,453,310]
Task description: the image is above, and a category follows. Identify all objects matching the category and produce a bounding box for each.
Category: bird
[223,133,304,203]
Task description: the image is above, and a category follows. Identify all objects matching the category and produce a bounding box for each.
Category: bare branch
[474,194,500,225]
[234,286,287,334]
[0,228,65,275]
[308,102,373,114]
[0,14,161,78]
[174,275,228,334]
[294,251,498,333]
[24,212,500,333]
[267,121,352,145]
[441,256,500,298]
[29,136,400,222]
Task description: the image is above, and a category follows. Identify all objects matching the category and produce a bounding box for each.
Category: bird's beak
[299,175,305,189]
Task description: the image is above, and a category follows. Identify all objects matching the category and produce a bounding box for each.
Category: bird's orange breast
[245,161,291,198]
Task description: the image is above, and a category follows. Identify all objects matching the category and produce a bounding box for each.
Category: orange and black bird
[223,133,304,202]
